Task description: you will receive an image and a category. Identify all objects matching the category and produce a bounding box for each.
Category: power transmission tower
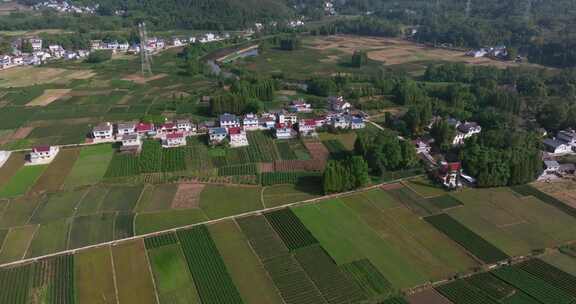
[525,0,533,22]
[138,22,152,76]
[465,0,472,18]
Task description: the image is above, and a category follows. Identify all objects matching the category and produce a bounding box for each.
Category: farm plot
[68,213,115,249]
[111,239,158,304]
[75,246,117,304]
[114,212,135,239]
[177,225,243,304]
[26,219,69,258]
[0,225,36,263]
[511,184,576,218]
[75,185,108,216]
[386,186,441,216]
[0,164,47,198]
[407,289,454,304]
[424,213,509,264]
[465,272,538,303]
[0,195,42,228]
[171,183,204,209]
[25,89,71,107]
[294,245,366,304]
[245,131,281,162]
[30,254,76,304]
[492,266,576,304]
[515,259,576,297]
[311,199,428,289]
[99,185,143,212]
[427,194,463,209]
[322,139,349,160]
[339,259,394,300]
[63,144,114,189]
[236,214,326,304]
[147,242,201,304]
[208,220,284,304]
[0,155,27,183]
[104,153,140,178]
[262,183,322,208]
[435,280,500,304]
[341,191,477,279]
[404,177,448,198]
[218,163,258,176]
[264,208,319,251]
[29,148,80,193]
[318,132,357,151]
[31,189,86,223]
[199,184,262,219]
[260,171,321,186]
[0,263,33,304]
[541,253,576,277]
[134,208,208,235]
[135,184,178,212]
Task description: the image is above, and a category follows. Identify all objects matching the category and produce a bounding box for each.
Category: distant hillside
[16,0,296,29]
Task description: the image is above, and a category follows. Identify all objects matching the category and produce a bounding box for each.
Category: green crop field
[0,165,47,198]
[209,220,284,304]
[112,240,158,304]
[75,185,108,216]
[262,183,322,208]
[135,184,178,212]
[0,196,42,228]
[541,253,576,277]
[199,184,262,219]
[63,144,114,189]
[0,225,37,263]
[147,242,201,304]
[68,213,115,249]
[100,185,143,212]
[26,220,69,257]
[30,189,86,223]
[29,148,80,193]
[135,208,208,235]
[75,246,117,304]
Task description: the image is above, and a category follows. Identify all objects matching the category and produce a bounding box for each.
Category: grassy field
[100,185,143,212]
[75,246,118,304]
[25,219,69,257]
[0,195,41,228]
[209,220,284,304]
[30,189,86,223]
[262,183,323,208]
[75,185,108,216]
[111,239,158,304]
[147,243,200,304]
[0,224,37,263]
[135,184,178,212]
[63,144,114,190]
[199,185,262,219]
[68,213,115,249]
[0,152,25,188]
[0,165,47,198]
[540,253,576,277]
[135,208,208,235]
[29,148,80,193]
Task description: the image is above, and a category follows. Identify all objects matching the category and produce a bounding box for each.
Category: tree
[400,140,419,168]
[351,50,368,67]
[279,36,301,51]
[21,41,33,53]
[308,77,337,97]
[349,156,370,188]
[86,50,112,63]
[430,119,456,152]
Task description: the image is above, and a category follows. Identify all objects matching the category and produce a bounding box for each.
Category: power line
[138,22,152,76]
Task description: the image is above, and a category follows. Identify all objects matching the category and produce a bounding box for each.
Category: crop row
[339,259,393,299]
[236,215,289,261]
[177,225,243,304]
[259,171,321,186]
[424,213,509,264]
[492,266,575,304]
[145,232,178,249]
[246,131,280,162]
[510,185,576,218]
[161,147,187,172]
[294,245,366,304]
[264,209,319,251]
[0,264,32,304]
[464,272,516,301]
[436,279,500,304]
[218,163,258,176]
[515,259,576,297]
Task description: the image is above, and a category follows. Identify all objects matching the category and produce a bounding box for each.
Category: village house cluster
[32,0,97,14]
[466,45,511,60]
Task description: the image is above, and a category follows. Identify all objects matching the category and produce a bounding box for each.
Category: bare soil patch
[533,180,576,209]
[304,142,330,162]
[407,289,452,304]
[0,126,34,145]
[171,183,205,209]
[123,73,167,84]
[259,162,275,173]
[277,90,298,96]
[26,89,71,107]
[381,183,404,191]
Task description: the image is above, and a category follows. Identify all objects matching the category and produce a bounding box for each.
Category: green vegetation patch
[145,232,178,249]
[68,213,115,249]
[114,212,135,239]
[147,243,201,304]
[135,184,177,212]
[264,208,319,251]
[30,148,80,193]
[111,240,158,304]
[75,185,108,216]
[427,194,463,209]
[218,163,258,176]
[0,263,33,303]
[260,172,321,186]
[26,220,69,258]
[135,209,208,235]
[340,259,394,300]
[63,144,114,189]
[199,185,262,219]
[100,185,143,212]
[515,259,576,297]
[177,225,243,304]
[0,165,47,198]
[75,246,117,304]
[436,280,500,304]
[0,196,41,228]
[32,255,76,304]
[424,213,509,264]
[0,225,37,263]
[31,189,86,224]
[511,184,576,218]
[387,187,441,216]
[294,245,366,304]
[262,183,322,208]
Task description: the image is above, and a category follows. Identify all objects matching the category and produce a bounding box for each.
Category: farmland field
[111,239,158,304]
[29,148,80,193]
[0,225,37,263]
[0,195,41,228]
[136,184,178,212]
[0,165,47,198]
[63,144,114,189]
[68,213,115,249]
[147,242,201,304]
[26,219,69,257]
[135,208,208,235]
[209,220,284,304]
[30,189,86,223]
[75,246,117,304]
[199,184,262,219]
[262,183,322,208]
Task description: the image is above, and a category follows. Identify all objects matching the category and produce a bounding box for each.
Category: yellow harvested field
[307,35,531,69]
[0,67,94,87]
[26,89,71,107]
[123,73,167,84]
[533,180,576,209]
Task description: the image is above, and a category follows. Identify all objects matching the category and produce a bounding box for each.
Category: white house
[274,124,295,139]
[12,56,23,65]
[350,117,365,129]
[329,96,351,112]
[283,112,298,125]
[120,134,142,153]
[135,122,155,136]
[229,127,249,147]
[242,113,260,130]
[259,116,276,129]
[219,113,240,129]
[543,138,573,155]
[453,121,482,145]
[92,122,114,141]
[557,129,576,146]
[176,119,195,134]
[29,38,43,51]
[116,122,136,136]
[466,49,488,58]
[163,132,186,148]
[172,38,183,47]
[0,55,11,69]
[209,127,228,144]
[299,119,317,136]
[29,146,59,165]
[288,99,312,113]
[332,116,349,129]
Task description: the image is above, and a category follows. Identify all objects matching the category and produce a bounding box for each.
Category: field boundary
[0,175,423,269]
